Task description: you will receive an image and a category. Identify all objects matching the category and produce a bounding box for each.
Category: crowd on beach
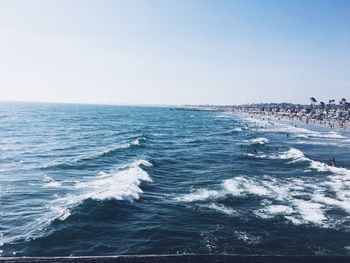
[176,98,350,129]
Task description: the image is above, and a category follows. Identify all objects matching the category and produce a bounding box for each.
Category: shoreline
[233,109,350,131]
[174,104,350,130]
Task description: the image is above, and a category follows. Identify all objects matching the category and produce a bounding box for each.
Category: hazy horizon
[1,0,349,105]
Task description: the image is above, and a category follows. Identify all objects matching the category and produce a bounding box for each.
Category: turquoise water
[1,102,350,256]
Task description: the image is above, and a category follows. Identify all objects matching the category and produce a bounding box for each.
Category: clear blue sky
[0,0,349,105]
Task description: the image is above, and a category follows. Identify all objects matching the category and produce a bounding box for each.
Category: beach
[175,102,350,129]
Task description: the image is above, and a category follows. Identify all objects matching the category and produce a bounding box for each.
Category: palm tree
[328,99,335,110]
[329,99,335,105]
[340,98,347,110]
[310,97,317,105]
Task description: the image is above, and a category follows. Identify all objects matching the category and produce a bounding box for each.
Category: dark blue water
[1,102,350,256]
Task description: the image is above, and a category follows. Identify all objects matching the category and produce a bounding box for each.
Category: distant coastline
[173,99,350,129]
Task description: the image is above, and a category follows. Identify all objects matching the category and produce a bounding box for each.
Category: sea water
[1,102,350,256]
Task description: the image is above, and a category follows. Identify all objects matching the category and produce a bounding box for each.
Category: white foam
[234,231,261,244]
[255,205,294,219]
[224,177,270,197]
[202,203,236,215]
[42,176,62,188]
[250,137,270,145]
[309,160,350,176]
[244,116,346,140]
[312,193,350,213]
[131,136,146,146]
[73,160,152,201]
[177,144,350,228]
[223,179,244,196]
[260,147,350,177]
[231,127,243,132]
[278,148,308,162]
[265,205,294,215]
[292,199,326,224]
[132,159,152,167]
[216,113,234,118]
[43,159,154,229]
[176,189,220,202]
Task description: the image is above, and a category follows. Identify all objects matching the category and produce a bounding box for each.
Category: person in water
[253,148,257,154]
[331,158,337,167]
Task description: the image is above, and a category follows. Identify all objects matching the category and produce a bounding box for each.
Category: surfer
[331,158,337,167]
[253,148,257,154]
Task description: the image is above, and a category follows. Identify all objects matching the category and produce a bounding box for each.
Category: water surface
[1,102,350,256]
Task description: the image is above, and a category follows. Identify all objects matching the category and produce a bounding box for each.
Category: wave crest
[250,137,270,145]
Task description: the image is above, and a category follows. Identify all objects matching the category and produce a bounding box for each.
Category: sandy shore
[174,104,350,130]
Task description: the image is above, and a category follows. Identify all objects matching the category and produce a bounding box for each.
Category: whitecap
[278,148,308,163]
[250,137,270,145]
[292,199,326,224]
[243,116,347,140]
[201,203,236,216]
[131,136,147,146]
[312,193,350,213]
[175,189,221,202]
[223,177,270,197]
[234,231,261,244]
[42,176,62,188]
[34,159,154,237]
[73,160,152,202]
[259,205,294,217]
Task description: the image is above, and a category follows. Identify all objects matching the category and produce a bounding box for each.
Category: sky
[0,0,349,105]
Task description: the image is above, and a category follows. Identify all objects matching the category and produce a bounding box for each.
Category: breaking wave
[177,146,350,228]
[41,137,147,170]
[7,159,153,246]
[57,159,153,209]
[175,188,220,202]
[250,137,270,145]
[244,116,346,139]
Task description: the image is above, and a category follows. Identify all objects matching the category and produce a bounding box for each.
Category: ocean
[0,102,350,256]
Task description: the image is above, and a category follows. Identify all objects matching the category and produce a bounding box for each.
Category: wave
[234,231,261,244]
[177,166,350,227]
[224,177,270,197]
[244,116,346,140]
[256,204,294,218]
[41,137,147,170]
[277,148,308,162]
[200,203,236,216]
[247,147,350,176]
[91,136,146,159]
[278,148,350,177]
[68,159,152,203]
[130,136,147,146]
[6,159,153,246]
[231,127,243,132]
[223,175,330,225]
[42,176,62,188]
[175,188,220,202]
[249,137,270,145]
